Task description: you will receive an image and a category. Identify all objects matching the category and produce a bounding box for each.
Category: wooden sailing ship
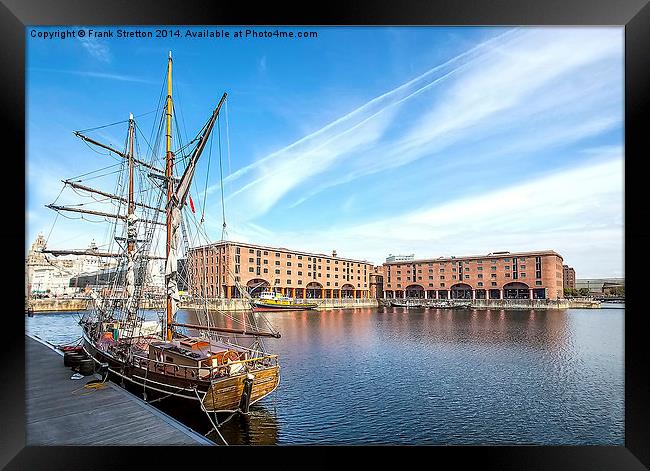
[42,52,281,416]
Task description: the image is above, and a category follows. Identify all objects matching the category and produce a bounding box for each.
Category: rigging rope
[44,185,66,247]
[217,115,227,241]
[225,97,232,179]
[75,108,161,134]
[200,121,213,224]
[50,65,278,348]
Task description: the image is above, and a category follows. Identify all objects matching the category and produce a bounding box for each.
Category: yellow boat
[252,291,318,311]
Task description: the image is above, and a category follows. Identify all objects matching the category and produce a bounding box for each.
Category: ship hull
[81,334,280,413]
[252,301,318,311]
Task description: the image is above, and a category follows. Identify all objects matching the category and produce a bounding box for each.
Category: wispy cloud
[79,37,111,63]
[208,29,517,193]
[29,67,156,84]
[221,28,622,221]
[227,153,624,278]
[258,56,267,73]
[25,159,109,255]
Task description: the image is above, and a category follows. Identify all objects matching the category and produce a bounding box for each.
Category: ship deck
[25,334,214,445]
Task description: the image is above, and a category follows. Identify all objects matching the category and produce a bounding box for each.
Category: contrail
[228,52,483,201]
[207,28,521,195]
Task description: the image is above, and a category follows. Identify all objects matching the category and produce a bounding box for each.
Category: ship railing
[131,353,279,381]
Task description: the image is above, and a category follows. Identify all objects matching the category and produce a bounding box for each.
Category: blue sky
[26,26,624,278]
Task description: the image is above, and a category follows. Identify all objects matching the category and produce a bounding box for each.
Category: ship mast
[127,113,135,252]
[124,112,137,326]
[162,51,228,343]
[165,51,174,341]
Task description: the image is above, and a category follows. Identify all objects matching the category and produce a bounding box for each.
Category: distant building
[187,241,373,299]
[575,278,624,294]
[25,235,117,296]
[68,258,183,294]
[386,254,415,263]
[563,265,576,290]
[382,250,565,300]
[601,281,624,295]
[369,266,384,299]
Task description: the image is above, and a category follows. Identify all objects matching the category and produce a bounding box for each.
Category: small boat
[426,300,472,309]
[252,291,318,311]
[390,300,424,308]
[452,303,472,309]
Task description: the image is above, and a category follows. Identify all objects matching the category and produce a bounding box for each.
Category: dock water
[25,334,213,445]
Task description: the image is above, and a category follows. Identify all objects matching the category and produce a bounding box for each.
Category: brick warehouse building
[382,250,565,300]
[369,266,384,299]
[187,241,373,299]
[563,265,576,290]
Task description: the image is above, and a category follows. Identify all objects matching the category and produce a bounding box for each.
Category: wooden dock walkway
[26,335,214,445]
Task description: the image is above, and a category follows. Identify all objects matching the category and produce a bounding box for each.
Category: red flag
[189,195,196,213]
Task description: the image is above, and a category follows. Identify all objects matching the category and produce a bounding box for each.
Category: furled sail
[165,93,228,321]
[125,212,138,317]
[165,205,182,317]
[89,290,105,317]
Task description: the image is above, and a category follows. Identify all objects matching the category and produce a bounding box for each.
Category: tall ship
[41,52,281,421]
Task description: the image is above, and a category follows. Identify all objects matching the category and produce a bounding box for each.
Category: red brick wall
[382,251,564,299]
[188,242,372,298]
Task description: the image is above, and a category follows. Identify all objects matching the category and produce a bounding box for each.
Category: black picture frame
[3,0,648,468]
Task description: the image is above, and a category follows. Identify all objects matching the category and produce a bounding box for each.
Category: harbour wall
[27,297,597,313]
[470,298,600,309]
[181,298,378,311]
[28,298,90,312]
[27,298,166,312]
[28,297,378,313]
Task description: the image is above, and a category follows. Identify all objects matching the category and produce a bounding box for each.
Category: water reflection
[367,307,571,350]
[151,396,280,445]
[211,405,280,445]
[26,306,624,445]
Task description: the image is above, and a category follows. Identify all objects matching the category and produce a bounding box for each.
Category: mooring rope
[192,387,228,446]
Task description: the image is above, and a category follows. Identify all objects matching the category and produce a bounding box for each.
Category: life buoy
[222,350,240,364]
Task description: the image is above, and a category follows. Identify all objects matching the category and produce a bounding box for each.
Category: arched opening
[475,289,487,299]
[405,284,425,298]
[450,283,473,299]
[341,284,355,299]
[247,279,270,298]
[306,282,323,299]
[503,282,530,299]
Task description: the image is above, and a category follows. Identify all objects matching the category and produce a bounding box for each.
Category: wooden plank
[25,335,213,446]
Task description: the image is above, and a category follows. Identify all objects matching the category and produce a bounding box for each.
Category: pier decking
[25,335,213,445]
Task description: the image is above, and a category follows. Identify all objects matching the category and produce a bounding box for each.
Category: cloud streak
[208,30,519,197]
[228,153,624,278]
[79,37,111,63]
[221,28,622,221]
[29,67,156,84]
